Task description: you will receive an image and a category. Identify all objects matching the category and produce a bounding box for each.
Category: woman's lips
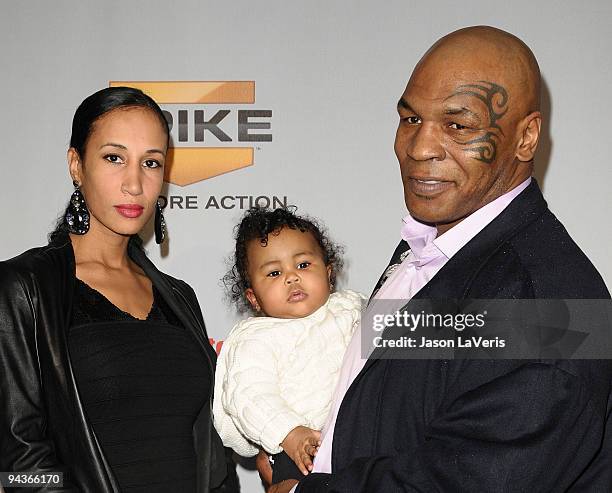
[114,204,144,218]
[288,290,307,302]
[408,178,453,196]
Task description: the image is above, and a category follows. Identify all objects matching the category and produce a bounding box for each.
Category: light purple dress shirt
[306,178,532,478]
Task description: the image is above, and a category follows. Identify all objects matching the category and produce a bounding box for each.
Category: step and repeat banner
[1,1,611,491]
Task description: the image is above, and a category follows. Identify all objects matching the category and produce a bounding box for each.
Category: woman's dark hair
[49,86,169,242]
[223,206,344,314]
[70,86,169,159]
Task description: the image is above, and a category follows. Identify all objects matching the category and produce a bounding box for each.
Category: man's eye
[144,159,162,169]
[297,262,311,269]
[104,154,123,164]
[402,116,421,125]
[267,270,281,277]
[449,122,469,130]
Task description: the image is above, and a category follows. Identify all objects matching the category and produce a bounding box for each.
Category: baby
[213,206,364,483]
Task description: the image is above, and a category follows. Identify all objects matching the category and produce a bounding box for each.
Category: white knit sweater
[213,290,364,456]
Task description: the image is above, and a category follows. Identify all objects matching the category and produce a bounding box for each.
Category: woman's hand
[280,426,321,475]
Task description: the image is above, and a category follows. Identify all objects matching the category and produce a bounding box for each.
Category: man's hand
[281,426,321,475]
[268,479,299,493]
[256,449,273,488]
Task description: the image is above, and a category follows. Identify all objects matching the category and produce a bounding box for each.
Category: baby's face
[245,227,331,319]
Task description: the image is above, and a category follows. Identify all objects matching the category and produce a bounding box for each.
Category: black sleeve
[0,263,79,492]
[297,362,607,492]
[210,448,241,493]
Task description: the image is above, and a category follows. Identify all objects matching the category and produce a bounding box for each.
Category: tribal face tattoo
[448,81,509,164]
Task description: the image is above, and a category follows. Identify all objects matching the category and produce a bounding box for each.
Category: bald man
[266,26,611,492]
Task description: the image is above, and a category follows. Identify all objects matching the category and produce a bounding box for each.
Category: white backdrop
[1,1,611,491]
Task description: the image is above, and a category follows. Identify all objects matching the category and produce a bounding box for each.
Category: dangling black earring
[65,181,90,234]
[154,199,166,244]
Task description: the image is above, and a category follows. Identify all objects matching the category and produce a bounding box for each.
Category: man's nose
[121,164,144,196]
[404,122,446,162]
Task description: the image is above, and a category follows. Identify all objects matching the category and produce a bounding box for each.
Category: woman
[0,87,238,492]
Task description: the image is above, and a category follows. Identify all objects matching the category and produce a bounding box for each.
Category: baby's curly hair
[223,206,344,313]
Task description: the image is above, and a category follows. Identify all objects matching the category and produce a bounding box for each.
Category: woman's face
[69,107,168,239]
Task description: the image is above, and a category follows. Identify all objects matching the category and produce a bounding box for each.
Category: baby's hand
[280,426,321,476]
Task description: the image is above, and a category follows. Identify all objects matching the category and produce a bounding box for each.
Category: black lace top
[68,278,210,493]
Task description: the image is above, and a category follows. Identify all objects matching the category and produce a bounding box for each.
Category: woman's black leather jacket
[0,233,234,492]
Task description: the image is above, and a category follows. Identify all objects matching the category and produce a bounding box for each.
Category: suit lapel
[368,240,411,301]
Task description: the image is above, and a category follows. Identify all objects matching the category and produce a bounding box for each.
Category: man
[264,26,611,491]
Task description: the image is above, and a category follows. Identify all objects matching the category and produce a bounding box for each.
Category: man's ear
[68,147,83,184]
[245,288,261,312]
[516,111,542,162]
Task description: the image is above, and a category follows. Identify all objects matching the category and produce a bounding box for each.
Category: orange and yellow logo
[109,81,271,186]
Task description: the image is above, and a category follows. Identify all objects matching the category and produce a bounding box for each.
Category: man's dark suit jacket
[298,180,612,492]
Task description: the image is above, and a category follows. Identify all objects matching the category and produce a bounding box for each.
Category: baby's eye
[297,262,311,269]
[143,159,162,169]
[104,154,123,164]
[267,270,281,277]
